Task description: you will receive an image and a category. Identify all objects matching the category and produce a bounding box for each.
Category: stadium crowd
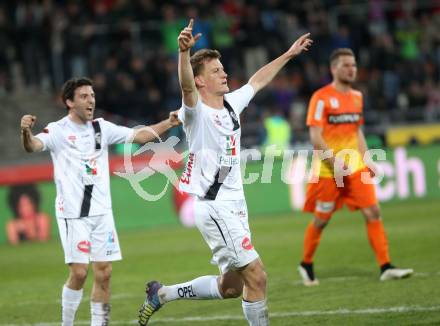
[1,0,440,144]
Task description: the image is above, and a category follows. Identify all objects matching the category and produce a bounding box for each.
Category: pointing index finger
[301,32,311,40]
[188,19,194,29]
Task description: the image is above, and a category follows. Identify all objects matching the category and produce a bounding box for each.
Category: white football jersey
[178,84,255,200]
[35,116,134,219]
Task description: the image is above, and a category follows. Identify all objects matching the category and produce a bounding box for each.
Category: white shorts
[194,198,259,274]
[56,212,122,264]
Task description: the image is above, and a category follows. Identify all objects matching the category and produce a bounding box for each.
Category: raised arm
[132,110,181,144]
[178,19,201,108]
[20,115,44,152]
[248,33,313,94]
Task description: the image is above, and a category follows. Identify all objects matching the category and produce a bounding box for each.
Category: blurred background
[0,0,439,245]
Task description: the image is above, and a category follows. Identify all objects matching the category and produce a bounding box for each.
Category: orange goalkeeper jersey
[306,84,365,177]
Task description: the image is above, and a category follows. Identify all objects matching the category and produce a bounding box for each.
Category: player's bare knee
[69,266,88,284]
[313,217,329,229]
[363,205,381,221]
[94,263,112,283]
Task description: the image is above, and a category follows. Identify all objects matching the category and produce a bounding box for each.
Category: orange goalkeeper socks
[366,219,390,266]
[303,222,322,264]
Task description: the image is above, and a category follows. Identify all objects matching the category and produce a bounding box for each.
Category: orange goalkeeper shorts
[303,167,378,220]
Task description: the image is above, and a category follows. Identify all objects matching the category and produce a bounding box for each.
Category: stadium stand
[0,0,439,164]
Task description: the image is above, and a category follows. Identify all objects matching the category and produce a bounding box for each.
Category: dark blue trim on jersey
[64,218,68,239]
[224,99,240,131]
[92,120,102,150]
[80,185,94,217]
[204,166,232,200]
[210,215,227,245]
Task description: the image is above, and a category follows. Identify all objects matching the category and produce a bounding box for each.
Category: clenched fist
[168,110,181,127]
[21,115,36,131]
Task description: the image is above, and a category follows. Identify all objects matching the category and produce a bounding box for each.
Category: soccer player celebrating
[298,48,413,286]
[20,77,180,326]
[138,19,312,326]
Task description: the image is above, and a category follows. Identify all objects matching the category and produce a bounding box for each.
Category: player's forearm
[133,119,174,144]
[248,52,291,94]
[310,131,337,169]
[21,130,39,153]
[357,129,369,156]
[178,50,197,105]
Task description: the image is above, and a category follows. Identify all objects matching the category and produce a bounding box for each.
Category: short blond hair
[190,49,221,76]
[330,48,355,66]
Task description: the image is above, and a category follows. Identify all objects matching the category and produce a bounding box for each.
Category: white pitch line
[2,305,440,325]
[10,271,440,307]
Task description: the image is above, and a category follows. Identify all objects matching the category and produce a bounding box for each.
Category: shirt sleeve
[34,124,55,151]
[224,84,255,115]
[306,92,326,127]
[100,119,135,145]
[178,96,202,127]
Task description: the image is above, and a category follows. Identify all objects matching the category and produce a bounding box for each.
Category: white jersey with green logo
[35,116,133,218]
[178,84,255,200]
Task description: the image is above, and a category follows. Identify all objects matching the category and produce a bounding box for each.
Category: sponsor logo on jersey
[229,110,238,122]
[213,114,222,126]
[218,155,239,166]
[328,113,361,124]
[177,285,196,298]
[330,97,340,109]
[314,100,324,120]
[231,210,247,217]
[57,199,64,212]
[180,152,195,184]
[85,159,98,175]
[107,231,115,244]
[226,135,237,156]
[68,135,76,143]
[77,240,91,253]
[242,237,254,250]
[106,231,116,255]
[94,131,101,146]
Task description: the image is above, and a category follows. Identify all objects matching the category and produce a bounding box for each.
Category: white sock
[61,285,83,326]
[91,302,111,326]
[159,275,223,303]
[242,299,269,326]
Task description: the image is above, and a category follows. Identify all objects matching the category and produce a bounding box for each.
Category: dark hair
[61,77,93,108]
[8,184,41,218]
[329,48,355,66]
[190,49,221,76]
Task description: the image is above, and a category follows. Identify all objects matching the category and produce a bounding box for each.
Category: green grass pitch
[1,198,439,325]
